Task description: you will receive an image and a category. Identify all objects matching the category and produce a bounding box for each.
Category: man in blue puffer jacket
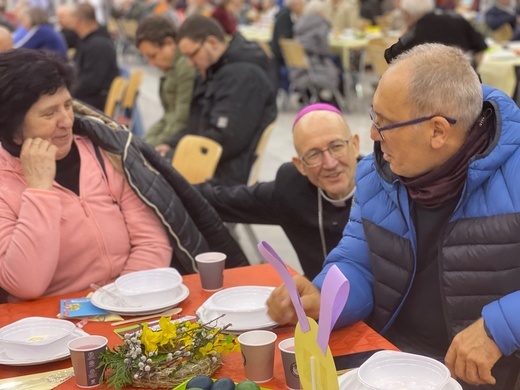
[266,43,520,389]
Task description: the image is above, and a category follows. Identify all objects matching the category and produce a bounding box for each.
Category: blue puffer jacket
[313,86,520,357]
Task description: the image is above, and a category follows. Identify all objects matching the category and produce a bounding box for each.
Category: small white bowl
[203,286,274,326]
[357,351,450,390]
[115,268,183,307]
[0,317,76,360]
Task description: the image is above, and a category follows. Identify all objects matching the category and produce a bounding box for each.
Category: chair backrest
[104,76,128,118]
[257,41,273,59]
[121,70,144,110]
[365,37,394,78]
[248,121,276,185]
[279,38,309,70]
[171,135,223,184]
[491,23,513,44]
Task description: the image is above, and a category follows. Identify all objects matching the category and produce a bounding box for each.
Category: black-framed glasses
[300,139,351,168]
[185,39,205,60]
[369,106,457,140]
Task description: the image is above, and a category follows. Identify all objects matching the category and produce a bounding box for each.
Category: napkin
[0,367,74,390]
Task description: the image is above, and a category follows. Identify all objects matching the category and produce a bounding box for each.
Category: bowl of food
[357,351,450,390]
[0,317,76,360]
[114,268,183,307]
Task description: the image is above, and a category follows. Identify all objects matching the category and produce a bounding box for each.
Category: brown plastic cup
[195,252,226,291]
[279,337,301,389]
[238,330,277,383]
[67,335,108,388]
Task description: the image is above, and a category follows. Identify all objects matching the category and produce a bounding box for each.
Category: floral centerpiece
[100,316,240,389]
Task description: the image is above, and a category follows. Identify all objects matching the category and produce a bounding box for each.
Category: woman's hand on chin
[20,137,58,190]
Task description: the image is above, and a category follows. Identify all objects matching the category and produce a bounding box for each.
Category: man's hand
[20,138,57,190]
[266,275,321,325]
[155,144,172,157]
[445,318,502,386]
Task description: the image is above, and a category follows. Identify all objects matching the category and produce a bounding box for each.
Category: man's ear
[430,117,451,150]
[292,156,307,176]
[350,133,360,157]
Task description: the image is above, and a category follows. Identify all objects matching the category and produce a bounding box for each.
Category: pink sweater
[0,136,172,301]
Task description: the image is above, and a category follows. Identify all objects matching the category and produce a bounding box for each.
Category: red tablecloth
[0,264,398,388]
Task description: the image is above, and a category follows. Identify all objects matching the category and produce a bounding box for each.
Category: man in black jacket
[170,15,277,186]
[70,3,119,111]
[198,103,359,279]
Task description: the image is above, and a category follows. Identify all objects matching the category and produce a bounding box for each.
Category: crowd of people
[0,0,519,389]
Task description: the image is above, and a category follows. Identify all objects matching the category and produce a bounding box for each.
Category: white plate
[196,306,277,334]
[338,368,463,390]
[91,282,189,316]
[488,50,517,60]
[0,328,89,366]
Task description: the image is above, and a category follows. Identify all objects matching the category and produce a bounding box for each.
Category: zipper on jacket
[120,133,198,274]
[381,184,418,334]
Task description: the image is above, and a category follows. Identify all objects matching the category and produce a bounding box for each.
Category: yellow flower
[157,317,178,347]
[141,323,162,354]
[199,342,214,356]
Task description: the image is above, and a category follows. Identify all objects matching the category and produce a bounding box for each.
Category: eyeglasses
[300,139,351,168]
[369,106,457,140]
[185,39,205,60]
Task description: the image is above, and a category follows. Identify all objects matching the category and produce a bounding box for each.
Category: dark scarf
[399,110,492,209]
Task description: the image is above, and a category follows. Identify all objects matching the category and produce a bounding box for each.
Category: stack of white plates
[196,286,277,333]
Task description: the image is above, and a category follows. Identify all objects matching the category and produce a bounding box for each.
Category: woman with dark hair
[0,49,172,302]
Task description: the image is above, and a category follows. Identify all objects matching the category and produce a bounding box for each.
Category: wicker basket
[131,355,222,389]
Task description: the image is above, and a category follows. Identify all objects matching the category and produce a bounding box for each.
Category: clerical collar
[319,187,355,207]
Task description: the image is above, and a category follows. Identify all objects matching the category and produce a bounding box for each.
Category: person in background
[55,5,80,50]
[323,0,359,32]
[0,25,12,51]
[185,0,214,18]
[0,1,15,31]
[484,0,518,33]
[270,0,305,91]
[211,0,243,35]
[385,0,488,67]
[70,3,119,111]
[292,0,341,106]
[169,15,277,186]
[0,49,172,303]
[14,7,67,56]
[198,103,359,280]
[136,15,196,151]
[267,43,520,390]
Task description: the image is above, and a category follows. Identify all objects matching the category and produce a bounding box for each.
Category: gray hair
[400,0,435,22]
[391,43,482,132]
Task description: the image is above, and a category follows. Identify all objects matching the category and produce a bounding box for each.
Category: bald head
[56,5,74,29]
[0,26,12,52]
[291,106,359,200]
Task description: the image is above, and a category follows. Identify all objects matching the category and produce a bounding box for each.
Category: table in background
[0,264,398,389]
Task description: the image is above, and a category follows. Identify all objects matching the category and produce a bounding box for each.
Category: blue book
[60,297,109,318]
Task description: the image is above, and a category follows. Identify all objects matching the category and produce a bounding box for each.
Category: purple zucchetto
[292,103,343,129]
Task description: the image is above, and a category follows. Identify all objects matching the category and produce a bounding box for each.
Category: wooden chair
[171,135,223,184]
[491,23,513,44]
[104,76,127,118]
[279,38,345,109]
[365,37,396,78]
[117,70,143,130]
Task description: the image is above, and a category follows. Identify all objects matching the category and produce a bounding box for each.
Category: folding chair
[104,76,127,118]
[171,135,223,184]
[117,70,143,134]
[279,38,346,109]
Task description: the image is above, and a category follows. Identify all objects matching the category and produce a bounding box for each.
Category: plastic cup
[67,335,108,388]
[279,337,301,390]
[195,252,226,291]
[238,330,277,383]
